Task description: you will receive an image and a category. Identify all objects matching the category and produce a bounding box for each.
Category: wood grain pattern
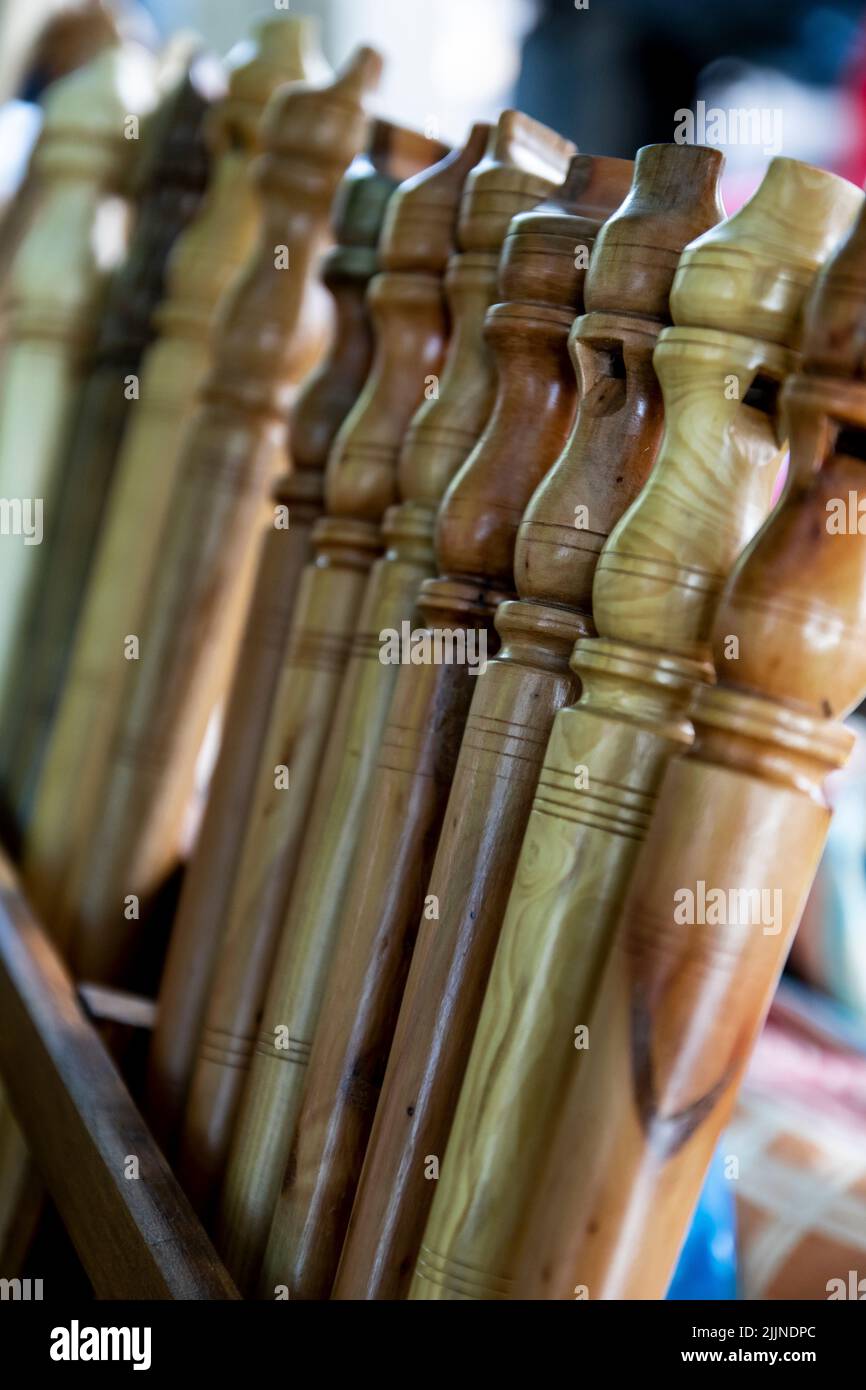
[144,120,407,1152]
[0,846,239,1299]
[0,43,158,789]
[170,123,447,1203]
[513,231,866,1291]
[207,126,504,1285]
[411,155,862,1301]
[1,54,221,834]
[22,16,322,934]
[334,143,723,1302]
[268,149,635,1304]
[56,46,381,986]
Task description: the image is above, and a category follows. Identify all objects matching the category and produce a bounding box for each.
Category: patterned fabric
[728,982,866,1300]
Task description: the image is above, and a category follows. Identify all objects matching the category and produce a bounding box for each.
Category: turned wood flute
[144,117,411,1149]
[266,152,635,1303]
[513,201,866,1297]
[411,157,862,1301]
[22,16,322,934]
[0,53,221,831]
[0,43,157,806]
[170,120,450,1196]
[0,39,160,1262]
[216,112,574,1294]
[334,142,725,1301]
[197,120,498,1269]
[57,47,382,985]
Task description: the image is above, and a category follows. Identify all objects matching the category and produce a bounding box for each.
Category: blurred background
[8,0,866,201]
[2,0,866,1303]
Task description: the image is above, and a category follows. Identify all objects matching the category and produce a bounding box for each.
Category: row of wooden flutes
[2,11,866,1301]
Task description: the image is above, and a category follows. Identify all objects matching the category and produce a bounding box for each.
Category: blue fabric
[667,1146,738,1300]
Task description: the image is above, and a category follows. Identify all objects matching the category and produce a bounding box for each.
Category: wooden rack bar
[0,848,238,1300]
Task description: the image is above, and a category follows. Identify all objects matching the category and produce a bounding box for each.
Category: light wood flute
[512,204,866,1297]
[334,143,724,1302]
[214,108,572,1289]
[58,46,382,986]
[145,118,412,1150]
[0,54,222,832]
[0,43,157,792]
[170,120,448,1195]
[411,156,863,1301]
[269,150,636,1303]
[0,38,157,1262]
[195,125,492,1273]
[22,15,325,934]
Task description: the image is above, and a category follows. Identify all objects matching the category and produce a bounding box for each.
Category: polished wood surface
[335,143,724,1301]
[145,119,410,1151]
[177,129,454,1223]
[22,16,324,932]
[57,45,382,985]
[1,54,221,833]
[0,43,158,785]
[513,212,866,1292]
[411,156,863,1300]
[270,150,636,1303]
[0,848,238,1299]
[218,116,575,1297]
[0,6,122,299]
[198,127,497,1278]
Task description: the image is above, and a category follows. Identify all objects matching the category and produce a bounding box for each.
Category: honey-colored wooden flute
[410,157,862,1301]
[145,116,410,1147]
[268,151,634,1303]
[514,200,866,1297]
[0,51,221,829]
[335,141,723,1301]
[22,15,324,931]
[59,47,381,985]
[0,43,157,792]
[216,112,574,1293]
[171,119,452,1193]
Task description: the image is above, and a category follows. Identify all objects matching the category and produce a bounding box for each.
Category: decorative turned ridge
[145,119,407,1151]
[2,53,223,832]
[22,15,329,935]
[592,157,863,659]
[58,46,381,986]
[0,43,158,796]
[216,114,572,1297]
[411,156,863,1303]
[334,144,722,1304]
[513,206,866,1298]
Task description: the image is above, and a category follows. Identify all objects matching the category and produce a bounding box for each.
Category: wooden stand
[0,847,238,1298]
[267,150,636,1303]
[335,143,725,1301]
[145,119,413,1149]
[410,156,862,1301]
[57,46,382,985]
[513,212,866,1292]
[22,16,325,932]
